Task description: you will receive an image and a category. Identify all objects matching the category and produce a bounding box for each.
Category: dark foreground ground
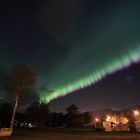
[1,129,140,140]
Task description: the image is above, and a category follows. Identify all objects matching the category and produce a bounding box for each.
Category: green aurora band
[40,1,140,102]
[41,47,140,102]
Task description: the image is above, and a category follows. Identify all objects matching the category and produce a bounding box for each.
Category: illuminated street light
[106,115,111,122]
[133,110,139,116]
[95,118,99,122]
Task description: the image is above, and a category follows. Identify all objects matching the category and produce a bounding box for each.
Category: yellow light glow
[133,110,139,116]
[95,118,99,122]
[106,115,111,122]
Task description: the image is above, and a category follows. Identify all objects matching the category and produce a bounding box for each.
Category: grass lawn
[1,129,140,140]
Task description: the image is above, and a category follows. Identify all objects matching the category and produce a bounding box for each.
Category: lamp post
[133,110,140,132]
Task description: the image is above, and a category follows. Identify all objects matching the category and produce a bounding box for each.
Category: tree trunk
[10,90,19,129]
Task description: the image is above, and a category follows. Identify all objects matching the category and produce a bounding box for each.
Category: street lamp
[95,118,99,122]
[133,110,139,116]
[106,115,111,122]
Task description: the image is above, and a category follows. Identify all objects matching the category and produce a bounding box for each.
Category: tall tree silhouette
[3,64,36,129]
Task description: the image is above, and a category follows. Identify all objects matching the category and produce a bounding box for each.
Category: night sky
[50,63,140,112]
[0,0,140,112]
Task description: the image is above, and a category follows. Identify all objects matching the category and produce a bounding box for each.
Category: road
[1,130,140,140]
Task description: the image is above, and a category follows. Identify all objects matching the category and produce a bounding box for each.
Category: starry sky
[0,0,140,112]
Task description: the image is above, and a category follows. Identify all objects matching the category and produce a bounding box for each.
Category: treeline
[0,102,92,128]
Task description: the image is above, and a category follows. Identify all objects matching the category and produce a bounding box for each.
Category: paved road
[1,131,140,140]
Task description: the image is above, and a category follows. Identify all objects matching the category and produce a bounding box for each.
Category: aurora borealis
[40,0,140,102]
[41,48,140,102]
[0,0,140,110]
